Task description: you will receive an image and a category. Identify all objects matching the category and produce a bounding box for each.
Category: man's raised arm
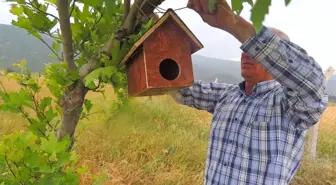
[169,81,232,114]
[240,26,328,130]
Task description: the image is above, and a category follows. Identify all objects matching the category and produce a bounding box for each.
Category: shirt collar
[238,80,280,94]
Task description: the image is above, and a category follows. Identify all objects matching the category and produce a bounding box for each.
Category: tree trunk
[55,0,167,147]
[57,83,87,147]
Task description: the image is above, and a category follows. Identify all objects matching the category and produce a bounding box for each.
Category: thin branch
[174,7,187,11]
[69,0,77,18]
[39,38,62,61]
[4,156,24,185]
[19,106,48,138]
[0,81,47,138]
[28,88,54,129]
[41,31,61,41]
[146,0,165,12]
[80,109,105,120]
[26,0,59,21]
[134,2,148,18]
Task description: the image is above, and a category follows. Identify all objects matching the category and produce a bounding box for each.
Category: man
[169,0,329,184]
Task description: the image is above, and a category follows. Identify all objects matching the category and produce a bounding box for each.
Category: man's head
[240,27,290,83]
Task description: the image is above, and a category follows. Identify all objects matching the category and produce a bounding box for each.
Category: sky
[0,0,335,70]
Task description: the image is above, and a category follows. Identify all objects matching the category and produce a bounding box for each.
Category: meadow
[0,75,335,185]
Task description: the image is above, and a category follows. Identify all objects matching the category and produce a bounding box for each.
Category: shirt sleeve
[240,26,328,130]
[172,81,232,114]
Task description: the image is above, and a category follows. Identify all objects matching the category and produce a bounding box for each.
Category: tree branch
[27,0,59,21]
[4,156,24,185]
[124,0,131,21]
[57,0,77,71]
[69,0,77,18]
[39,38,62,61]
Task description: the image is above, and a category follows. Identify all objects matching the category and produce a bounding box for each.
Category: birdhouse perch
[120,9,203,97]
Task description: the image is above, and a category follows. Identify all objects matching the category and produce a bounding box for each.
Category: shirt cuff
[240,26,281,63]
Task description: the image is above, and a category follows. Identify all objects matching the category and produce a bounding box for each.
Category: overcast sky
[0,0,335,70]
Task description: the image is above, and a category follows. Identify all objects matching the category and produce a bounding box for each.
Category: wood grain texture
[120,9,203,66]
[126,48,147,96]
[144,18,194,90]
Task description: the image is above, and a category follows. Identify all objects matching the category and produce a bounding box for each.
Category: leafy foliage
[0,62,106,184]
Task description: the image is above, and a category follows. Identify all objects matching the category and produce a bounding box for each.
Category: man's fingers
[200,0,210,13]
[190,0,202,13]
[187,0,194,9]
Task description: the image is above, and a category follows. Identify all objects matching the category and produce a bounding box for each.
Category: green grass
[1,75,336,185]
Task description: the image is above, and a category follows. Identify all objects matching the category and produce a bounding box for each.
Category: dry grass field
[0,75,335,185]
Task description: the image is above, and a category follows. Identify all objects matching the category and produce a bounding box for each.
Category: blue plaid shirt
[174,26,328,185]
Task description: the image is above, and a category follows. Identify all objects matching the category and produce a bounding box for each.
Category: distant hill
[191,55,243,84]
[0,24,57,72]
[1,23,335,102]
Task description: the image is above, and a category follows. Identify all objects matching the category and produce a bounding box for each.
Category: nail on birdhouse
[120,8,204,97]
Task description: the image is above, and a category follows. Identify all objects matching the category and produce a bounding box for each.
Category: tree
[0,0,293,183]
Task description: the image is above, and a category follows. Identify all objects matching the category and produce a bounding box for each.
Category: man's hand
[187,0,233,30]
[187,0,256,44]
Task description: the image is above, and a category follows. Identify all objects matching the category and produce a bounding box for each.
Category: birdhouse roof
[120,8,203,65]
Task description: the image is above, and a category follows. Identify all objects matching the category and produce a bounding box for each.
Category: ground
[0,75,335,185]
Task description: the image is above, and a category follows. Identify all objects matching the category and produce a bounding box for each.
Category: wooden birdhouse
[120,9,203,97]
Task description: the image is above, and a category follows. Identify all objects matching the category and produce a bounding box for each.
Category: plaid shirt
[174,26,328,185]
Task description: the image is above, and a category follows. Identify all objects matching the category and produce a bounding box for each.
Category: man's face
[240,52,271,81]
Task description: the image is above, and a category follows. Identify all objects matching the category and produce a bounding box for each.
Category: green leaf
[12,17,31,30]
[79,0,102,7]
[0,90,10,103]
[41,134,70,154]
[10,4,24,16]
[52,41,60,52]
[39,97,52,112]
[57,151,71,166]
[0,104,20,113]
[285,0,291,6]
[110,40,120,66]
[76,164,88,175]
[84,99,93,112]
[45,106,57,122]
[250,0,272,33]
[245,0,254,6]
[231,0,244,15]
[84,67,103,87]
[101,66,117,78]
[209,0,215,12]
[25,152,41,168]
[45,0,57,4]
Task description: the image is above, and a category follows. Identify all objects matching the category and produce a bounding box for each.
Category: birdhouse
[120,9,203,97]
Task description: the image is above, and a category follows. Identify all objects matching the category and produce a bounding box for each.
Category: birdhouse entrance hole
[159,58,180,81]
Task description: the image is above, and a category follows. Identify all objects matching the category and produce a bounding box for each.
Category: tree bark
[124,0,130,21]
[56,0,81,144]
[57,0,77,71]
